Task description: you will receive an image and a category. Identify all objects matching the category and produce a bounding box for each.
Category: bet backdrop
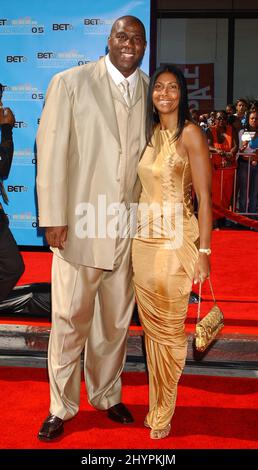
[0,0,150,245]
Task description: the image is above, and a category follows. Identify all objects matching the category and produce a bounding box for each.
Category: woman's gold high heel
[150,424,171,440]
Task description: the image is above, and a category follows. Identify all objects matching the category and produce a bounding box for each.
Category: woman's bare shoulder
[182,121,203,142]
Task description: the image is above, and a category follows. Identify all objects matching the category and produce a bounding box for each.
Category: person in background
[36,16,148,441]
[233,98,248,132]
[249,100,258,114]
[207,111,216,127]
[237,110,258,217]
[207,110,238,227]
[190,108,199,124]
[132,64,212,440]
[0,83,25,303]
[226,103,236,116]
[199,113,209,132]
[226,103,236,126]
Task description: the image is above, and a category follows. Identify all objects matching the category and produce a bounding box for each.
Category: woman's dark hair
[244,109,258,131]
[146,64,192,145]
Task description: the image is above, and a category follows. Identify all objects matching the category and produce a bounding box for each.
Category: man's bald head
[108,16,147,77]
[110,15,146,41]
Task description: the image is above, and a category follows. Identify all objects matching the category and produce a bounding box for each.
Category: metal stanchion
[232,167,237,212]
[220,168,224,204]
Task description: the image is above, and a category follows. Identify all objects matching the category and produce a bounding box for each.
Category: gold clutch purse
[195,279,224,352]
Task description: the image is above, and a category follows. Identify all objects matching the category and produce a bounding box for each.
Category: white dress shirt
[105,54,138,100]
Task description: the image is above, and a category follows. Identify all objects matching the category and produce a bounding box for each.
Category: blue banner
[0,0,150,245]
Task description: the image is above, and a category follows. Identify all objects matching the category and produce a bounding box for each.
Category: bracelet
[199,248,211,255]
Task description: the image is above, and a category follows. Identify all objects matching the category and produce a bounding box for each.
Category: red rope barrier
[212,203,258,229]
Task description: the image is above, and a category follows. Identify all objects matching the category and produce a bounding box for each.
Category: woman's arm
[183,123,213,284]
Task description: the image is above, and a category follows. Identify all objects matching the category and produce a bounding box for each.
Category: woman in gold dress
[132,64,212,439]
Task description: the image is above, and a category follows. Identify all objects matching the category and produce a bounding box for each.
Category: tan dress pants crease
[48,235,134,421]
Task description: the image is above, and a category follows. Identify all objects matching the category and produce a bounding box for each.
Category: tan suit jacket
[37,57,149,269]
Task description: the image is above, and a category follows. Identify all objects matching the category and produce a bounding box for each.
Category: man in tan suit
[37,16,148,441]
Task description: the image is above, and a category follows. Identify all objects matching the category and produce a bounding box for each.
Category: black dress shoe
[38,414,64,441]
[107,402,134,424]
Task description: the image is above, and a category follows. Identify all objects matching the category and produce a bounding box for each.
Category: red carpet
[17,230,258,301]
[17,251,52,285]
[207,230,258,302]
[0,367,258,449]
[0,231,257,451]
[1,230,256,336]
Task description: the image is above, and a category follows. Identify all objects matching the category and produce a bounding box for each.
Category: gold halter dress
[132,127,199,432]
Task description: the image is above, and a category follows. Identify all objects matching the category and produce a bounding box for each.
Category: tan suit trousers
[48,236,134,420]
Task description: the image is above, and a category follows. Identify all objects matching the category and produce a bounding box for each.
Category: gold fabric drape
[132,128,199,431]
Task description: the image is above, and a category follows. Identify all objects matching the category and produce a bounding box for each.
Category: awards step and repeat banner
[1,0,150,245]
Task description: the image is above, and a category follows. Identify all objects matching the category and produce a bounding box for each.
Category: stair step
[1,323,258,373]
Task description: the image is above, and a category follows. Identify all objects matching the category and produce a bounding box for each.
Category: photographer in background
[0,83,24,302]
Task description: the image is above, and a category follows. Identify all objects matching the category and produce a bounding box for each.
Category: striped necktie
[118,79,131,107]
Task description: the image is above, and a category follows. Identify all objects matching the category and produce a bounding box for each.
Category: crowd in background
[190,98,258,226]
